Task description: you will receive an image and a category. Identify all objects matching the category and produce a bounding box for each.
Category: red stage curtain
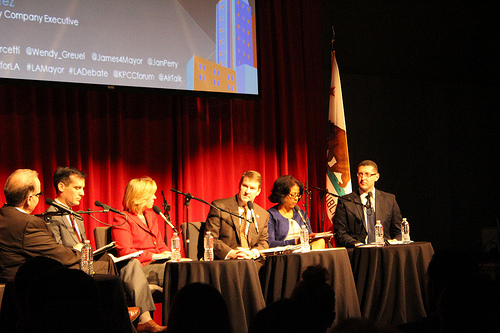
[0,0,326,249]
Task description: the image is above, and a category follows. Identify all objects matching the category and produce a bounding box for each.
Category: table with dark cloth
[0,274,133,333]
[163,259,266,333]
[259,248,361,325]
[351,241,434,326]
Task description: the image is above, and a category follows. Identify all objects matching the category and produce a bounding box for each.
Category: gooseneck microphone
[294,205,310,230]
[94,201,125,216]
[45,198,83,220]
[247,201,259,233]
[153,205,179,233]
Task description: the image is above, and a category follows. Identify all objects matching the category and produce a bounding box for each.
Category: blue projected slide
[0,0,259,96]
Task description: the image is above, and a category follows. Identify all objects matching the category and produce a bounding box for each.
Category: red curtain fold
[0,0,326,249]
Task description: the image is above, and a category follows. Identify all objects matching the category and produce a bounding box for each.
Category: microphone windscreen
[247,201,254,210]
[94,200,103,207]
[152,205,162,215]
[45,198,54,205]
[293,205,300,212]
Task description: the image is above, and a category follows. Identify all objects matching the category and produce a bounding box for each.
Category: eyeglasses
[32,191,44,197]
[288,193,302,200]
[357,173,377,179]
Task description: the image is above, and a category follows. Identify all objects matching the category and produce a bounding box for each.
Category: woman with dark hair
[267,175,313,248]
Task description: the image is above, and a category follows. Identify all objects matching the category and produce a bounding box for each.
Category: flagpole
[325,25,352,238]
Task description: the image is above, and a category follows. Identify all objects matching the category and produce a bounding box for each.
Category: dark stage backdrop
[0,0,327,250]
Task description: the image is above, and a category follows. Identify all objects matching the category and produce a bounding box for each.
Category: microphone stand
[170,188,254,256]
[310,185,365,232]
[171,188,253,223]
[310,186,364,206]
[304,181,311,224]
[184,193,191,258]
[161,191,172,246]
[36,209,107,221]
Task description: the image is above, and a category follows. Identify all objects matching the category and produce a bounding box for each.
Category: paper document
[108,250,143,263]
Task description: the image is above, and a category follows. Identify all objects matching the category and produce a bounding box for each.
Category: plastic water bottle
[375,220,384,247]
[402,218,410,244]
[171,232,181,262]
[300,225,310,253]
[204,231,214,261]
[80,240,94,275]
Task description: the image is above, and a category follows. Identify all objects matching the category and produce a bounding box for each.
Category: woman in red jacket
[111,177,172,288]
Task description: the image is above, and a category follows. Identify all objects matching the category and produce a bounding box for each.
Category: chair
[94,226,117,255]
[93,227,164,303]
[180,222,205,261]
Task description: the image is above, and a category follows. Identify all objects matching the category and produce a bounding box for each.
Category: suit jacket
[205,195,269,260]
[333,189,402,248]
[111,209,170,266]
[46,204,87,248]
[268,205,312,247]
[0,205,80,280]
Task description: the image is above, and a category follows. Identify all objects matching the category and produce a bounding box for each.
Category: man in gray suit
[333,160,402,247]
[46,167,165,332]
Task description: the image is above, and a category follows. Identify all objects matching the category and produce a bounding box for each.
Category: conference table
[259,248,361,325]
[351,241,434,326]
[163,259,266,333]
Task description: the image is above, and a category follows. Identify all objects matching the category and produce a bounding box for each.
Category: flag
[325,51,351,234]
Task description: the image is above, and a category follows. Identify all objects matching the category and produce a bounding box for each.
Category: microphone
[95,201,125,216]
[294,205,310,230]
[247,201,259,233]
[45,198,82,220]
[153,205,178,233]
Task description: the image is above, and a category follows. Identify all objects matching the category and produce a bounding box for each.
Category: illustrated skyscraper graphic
[187,0,258,94]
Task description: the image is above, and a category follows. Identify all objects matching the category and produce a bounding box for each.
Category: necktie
[70,215,82,243]
[240,207,249,249]
[365,193,376,243]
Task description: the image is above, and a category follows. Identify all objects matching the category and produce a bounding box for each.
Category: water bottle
[375,220,384,247]
[171,232,181,262]
[204,231,214,261]
[402,218,410,244]
[300,225,310,253]
[80,240,94,276]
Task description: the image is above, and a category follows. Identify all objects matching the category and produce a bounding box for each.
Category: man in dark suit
[333,160,402,247]
[205,170,269,261]
[0,169,82,281]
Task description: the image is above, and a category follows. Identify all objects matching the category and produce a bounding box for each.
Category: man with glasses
[333,160,402,247]
[0,169,83,280]
[205,170,269,261]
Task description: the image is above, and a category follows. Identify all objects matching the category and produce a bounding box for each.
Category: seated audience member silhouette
[436,267,500,333]
[290,265,336,333]
[0,257,66,333]
[166,283,231,333]
[14,257,65,326]
[398,249,479,333]
[248,298,307,333]
[23,267,106,333]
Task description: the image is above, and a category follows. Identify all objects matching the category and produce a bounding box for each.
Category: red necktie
[70,215,82,243]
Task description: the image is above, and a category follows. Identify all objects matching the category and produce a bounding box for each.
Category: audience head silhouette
[290,265,336,333]
[23,267,105,333]
[249,298,306,333]
[166,282,231,333]
[14,256,65,312]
